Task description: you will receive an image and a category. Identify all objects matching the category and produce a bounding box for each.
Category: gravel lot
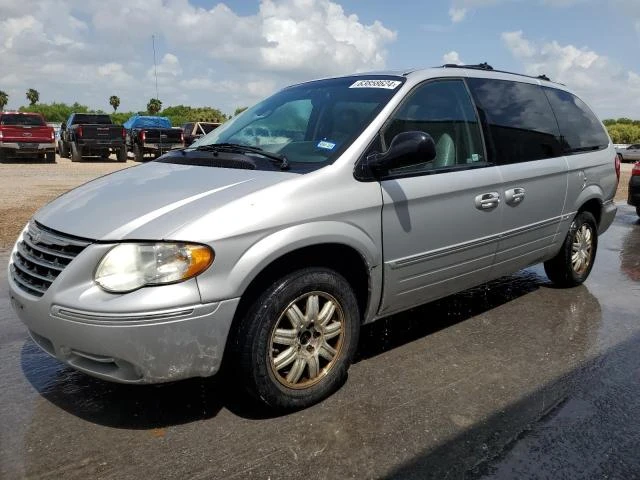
[0,155,634,249]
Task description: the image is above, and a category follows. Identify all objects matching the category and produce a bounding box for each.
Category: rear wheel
[133,144,144,162]
[45,152,56,163]
[116,145,127,162]
[70,143,83,162]
[232,268,360,411]
[544,211,598,287]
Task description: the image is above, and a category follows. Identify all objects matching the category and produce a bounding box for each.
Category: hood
[34,162,296,240]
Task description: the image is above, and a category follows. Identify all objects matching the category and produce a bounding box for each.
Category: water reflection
[620,222,640,282]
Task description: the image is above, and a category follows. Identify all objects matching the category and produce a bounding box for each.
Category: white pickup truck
[615,143,640,162]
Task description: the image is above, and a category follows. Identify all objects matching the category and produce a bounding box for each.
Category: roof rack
[441,63,555,83]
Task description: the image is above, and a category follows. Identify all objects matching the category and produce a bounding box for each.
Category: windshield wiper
[194,143,290,170]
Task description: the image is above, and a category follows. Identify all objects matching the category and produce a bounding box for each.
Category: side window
[381,79,485,175]
[544,88,609,153]
[467,78,563,164]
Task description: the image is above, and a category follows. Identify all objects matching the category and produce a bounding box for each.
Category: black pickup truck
[123,115,183,161]
[58,113,127,162]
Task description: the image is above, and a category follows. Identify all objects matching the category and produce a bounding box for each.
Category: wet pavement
[1,207,639,480]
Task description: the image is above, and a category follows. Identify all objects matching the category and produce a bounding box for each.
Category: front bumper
[8,232,239,384]
[1,142,55,154]
[628,176,640,207]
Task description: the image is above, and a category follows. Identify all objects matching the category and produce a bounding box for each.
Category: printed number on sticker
[349,80,402,89]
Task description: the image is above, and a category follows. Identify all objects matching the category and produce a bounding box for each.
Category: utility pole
[152,34,159,100]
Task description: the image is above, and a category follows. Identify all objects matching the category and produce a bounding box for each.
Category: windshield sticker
[349,79,402,90]
[317,140,336,150]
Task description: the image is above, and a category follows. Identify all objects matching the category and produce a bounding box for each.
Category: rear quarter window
[543,88,609,153]
[467,78,563,164]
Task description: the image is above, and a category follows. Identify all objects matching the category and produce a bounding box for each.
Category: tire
[116,145,127,162]
[232,268,360,410]
[58,141,69,158]
[45,152,56,163]
[133,144,144,162]
[70,143,83,162]
[544,211,598,287]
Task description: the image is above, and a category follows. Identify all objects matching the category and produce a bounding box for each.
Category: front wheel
[232,268,360,411]
[544,211,598,287]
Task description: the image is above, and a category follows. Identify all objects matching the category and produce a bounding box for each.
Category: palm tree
[147,98,162,115]
[0,91,8,111]
[109,95,120,113]
[26,88,39,106]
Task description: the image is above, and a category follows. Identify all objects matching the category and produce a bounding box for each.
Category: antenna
[152,34,159,100]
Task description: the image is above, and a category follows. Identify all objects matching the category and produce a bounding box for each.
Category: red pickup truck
[0,112,56,162]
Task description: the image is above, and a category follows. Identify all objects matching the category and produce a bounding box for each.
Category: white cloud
[501,30,640,117]
[443,51,464,65]
[0,0,396,114]
[448,7,467,23]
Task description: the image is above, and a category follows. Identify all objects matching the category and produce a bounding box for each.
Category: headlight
[95,243,214,293]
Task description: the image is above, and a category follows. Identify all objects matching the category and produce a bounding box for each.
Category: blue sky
[1,0,639,118]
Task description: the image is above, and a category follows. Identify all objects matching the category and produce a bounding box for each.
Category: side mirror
[368,131,436,174]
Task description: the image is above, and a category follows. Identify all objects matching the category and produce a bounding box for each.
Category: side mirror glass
[368,131,436,174]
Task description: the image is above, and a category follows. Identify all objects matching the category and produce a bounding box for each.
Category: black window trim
[354,77,493,182]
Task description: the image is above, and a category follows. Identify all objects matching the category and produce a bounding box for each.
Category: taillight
[180,131,184,144]
[122,127,126,140]
[77,126,83,138]
[140,130,146,142]
[632,162,640,177]
[50,129,54,141]
[615,154,621,183]
[0,130,3,140]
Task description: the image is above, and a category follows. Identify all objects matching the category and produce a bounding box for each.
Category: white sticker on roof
[349,79,402,89]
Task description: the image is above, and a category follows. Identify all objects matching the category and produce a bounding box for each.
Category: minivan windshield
[188,76,405,171]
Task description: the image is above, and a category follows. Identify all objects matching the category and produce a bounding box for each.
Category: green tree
[147,98,162,115]
[0,90,8,110]
[234,106,248,116]
[26,88,39,106]
[109,95,120,113]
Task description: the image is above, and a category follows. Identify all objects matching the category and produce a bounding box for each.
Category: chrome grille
[10,222,92,297]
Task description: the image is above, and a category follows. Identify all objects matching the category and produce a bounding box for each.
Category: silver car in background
[8,65,619,410]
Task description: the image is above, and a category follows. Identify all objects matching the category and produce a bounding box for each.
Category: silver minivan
[8,65,620,410]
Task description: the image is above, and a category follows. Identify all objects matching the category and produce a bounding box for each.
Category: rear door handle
[505,187,526,206]
[475,192,501,210]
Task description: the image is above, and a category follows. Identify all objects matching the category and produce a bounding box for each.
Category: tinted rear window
[543,88,609,153]
[467,78,563,164]
[0,114,46,126]
[71,114,113,125]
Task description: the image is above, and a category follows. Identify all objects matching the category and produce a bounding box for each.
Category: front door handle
[505,187,526,206]
[475,192,501,210]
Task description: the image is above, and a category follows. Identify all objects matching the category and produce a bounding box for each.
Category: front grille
[10,222,92,297]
